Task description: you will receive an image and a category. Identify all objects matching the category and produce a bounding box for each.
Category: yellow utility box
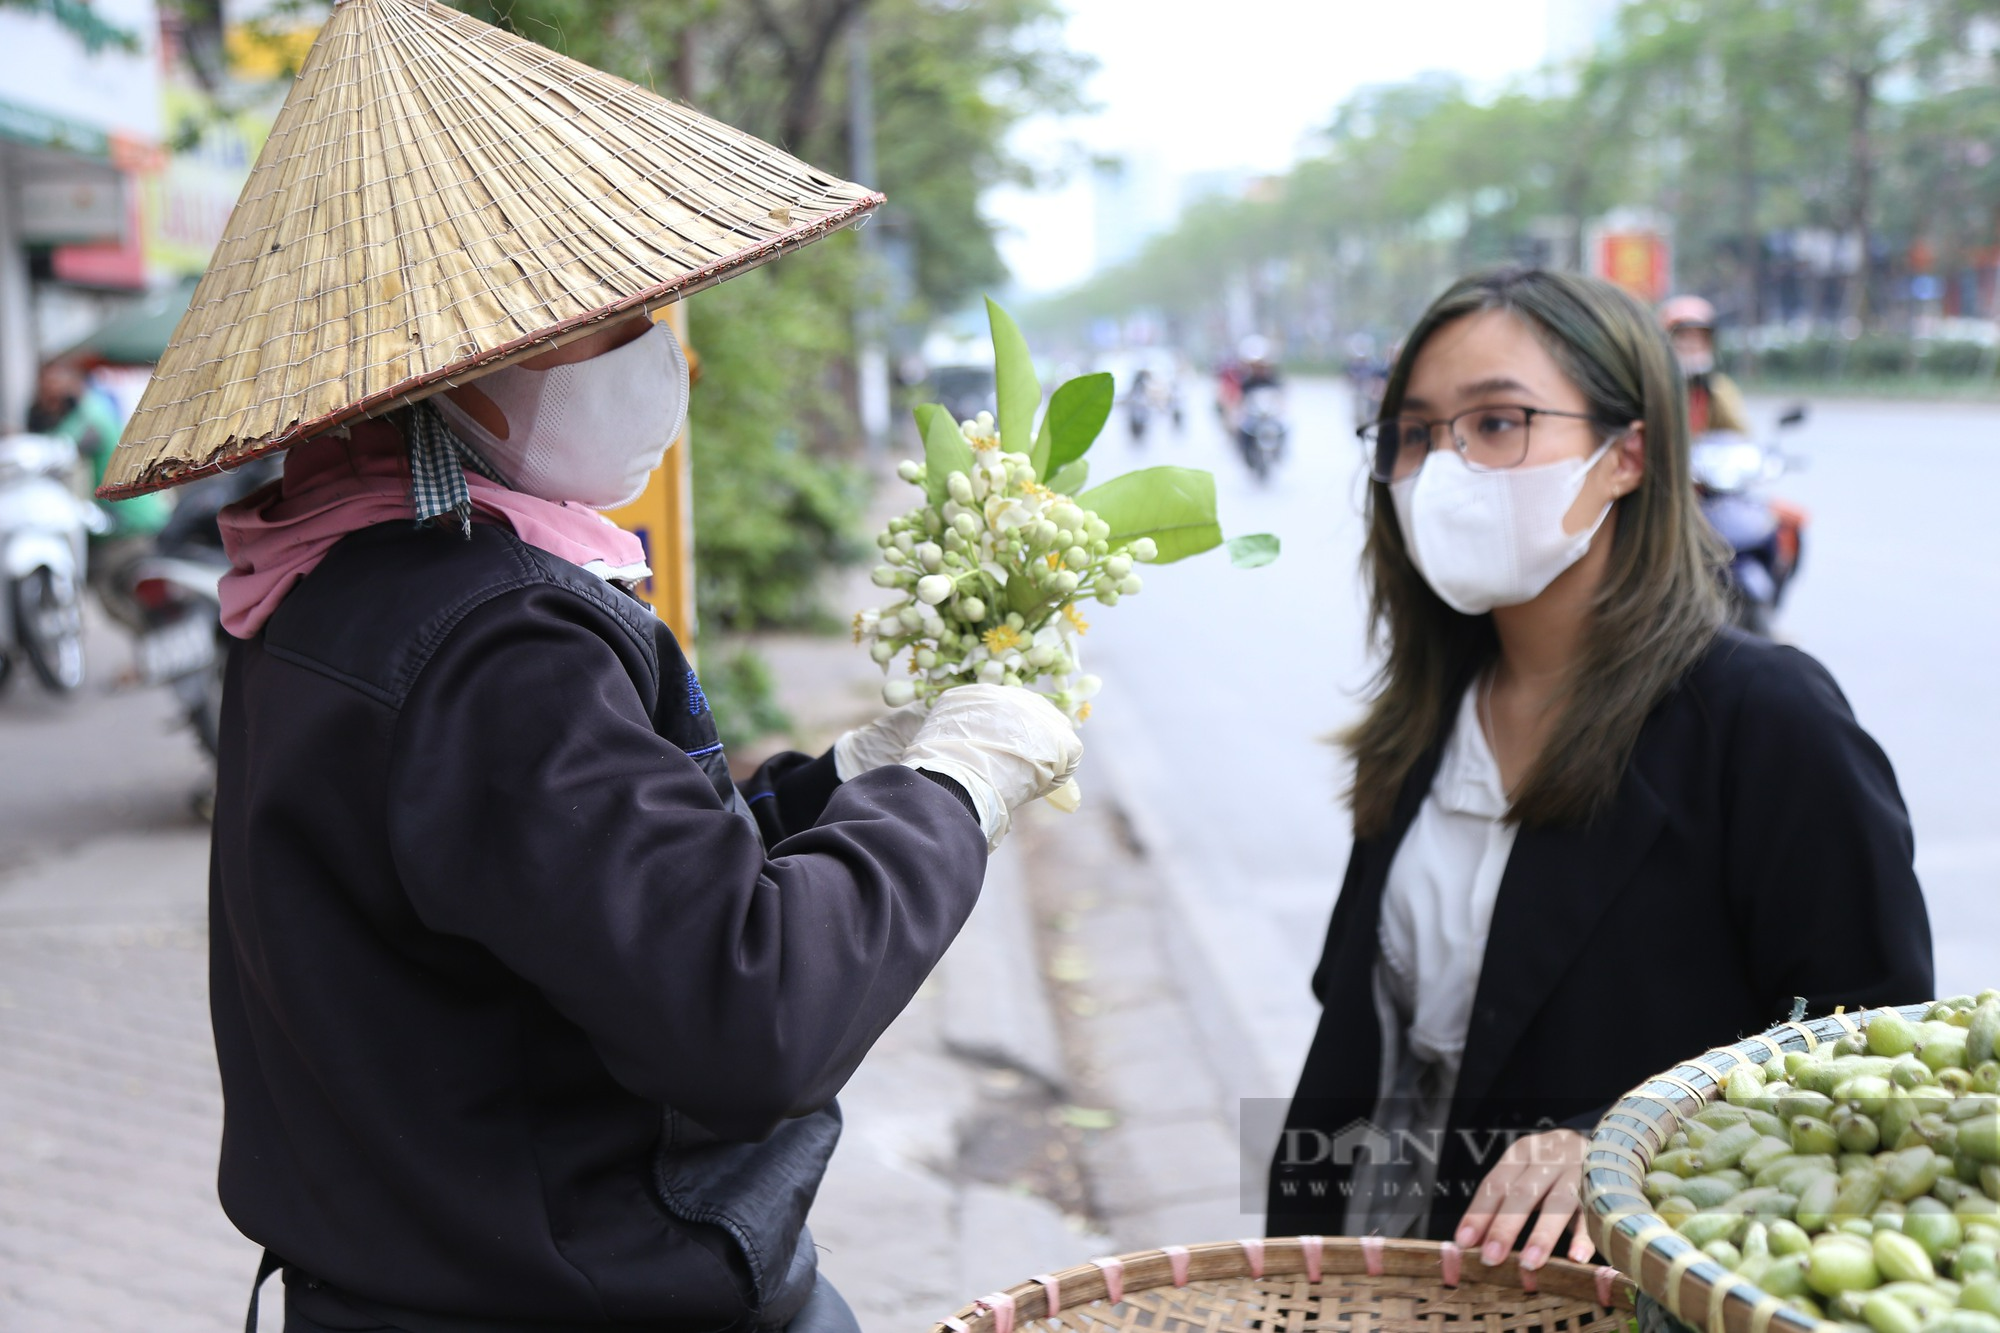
[603,301,697,647]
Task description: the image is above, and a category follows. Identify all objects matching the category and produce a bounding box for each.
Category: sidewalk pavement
[0,603,1261,1330]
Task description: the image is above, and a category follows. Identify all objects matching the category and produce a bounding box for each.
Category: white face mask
[433,320,690,510]
[1388,440,1617,615]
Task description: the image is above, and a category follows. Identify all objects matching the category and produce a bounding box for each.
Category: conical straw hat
[101,0,880,498]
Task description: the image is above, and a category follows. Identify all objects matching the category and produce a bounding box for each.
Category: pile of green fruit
[1647,999,2000,1333]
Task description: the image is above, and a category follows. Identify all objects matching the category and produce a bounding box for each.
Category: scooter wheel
[13,568,85,694]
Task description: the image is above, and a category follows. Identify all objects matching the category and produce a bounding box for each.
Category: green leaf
[913,403,974,507]
[986,296,1041,457]
[1075,466,1222,564]
[1045,459,1089,495]
[1226,533,1281,568]
[1031,372,1115,479]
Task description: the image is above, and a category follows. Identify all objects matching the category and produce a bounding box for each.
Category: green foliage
[1226,533,1283,569]
[987,297,1042,459]
[1031,0,2000,345]
[915,403,974,505]
[1034,373,1116,478]
[0,0,141,53]
[687,257,867,630]
[1075,468,1223,564]
[700,648,795,751]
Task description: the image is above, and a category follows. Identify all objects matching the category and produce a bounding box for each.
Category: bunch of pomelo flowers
[857,299,1277,725]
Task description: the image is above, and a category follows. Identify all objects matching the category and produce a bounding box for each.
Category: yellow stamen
[851,612,864,644]
[1077,702,1092,721]
[1045,552,1063,571]
[982,625,1027,654]
[1063,604,1090,635]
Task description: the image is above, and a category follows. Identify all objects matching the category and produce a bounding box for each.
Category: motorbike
[0,433,102,694]
[1236,384,1288,481]
[123,460,281,758]
[1693,407,1809,637]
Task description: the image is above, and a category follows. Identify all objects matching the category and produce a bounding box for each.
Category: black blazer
[1266,628,1934,1239]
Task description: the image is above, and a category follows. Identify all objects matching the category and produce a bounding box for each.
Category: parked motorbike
[1693,407,1809,637]
[123,460,280,757]
[1236,385,1288,482]
[0,433,102,694]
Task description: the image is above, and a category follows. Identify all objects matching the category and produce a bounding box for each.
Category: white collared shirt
[1345,681,1518,1237]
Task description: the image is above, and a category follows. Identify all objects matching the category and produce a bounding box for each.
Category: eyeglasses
[1356,405,1611,483]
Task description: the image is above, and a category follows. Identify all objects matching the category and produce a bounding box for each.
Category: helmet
[1659,295,1716,332]
[1237,334,1272,363]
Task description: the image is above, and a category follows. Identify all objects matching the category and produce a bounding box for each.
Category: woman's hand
[1453,1128,1595,1270]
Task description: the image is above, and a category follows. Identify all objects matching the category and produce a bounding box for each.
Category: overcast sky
[989,0,1562,294]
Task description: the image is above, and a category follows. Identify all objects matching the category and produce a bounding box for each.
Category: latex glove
[899,684,1083,851]
[833,702,928,782]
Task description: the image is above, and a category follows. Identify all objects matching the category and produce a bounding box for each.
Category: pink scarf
[218,421,649,638]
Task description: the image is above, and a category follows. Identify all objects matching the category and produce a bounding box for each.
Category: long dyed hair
[1345,268,1726,836]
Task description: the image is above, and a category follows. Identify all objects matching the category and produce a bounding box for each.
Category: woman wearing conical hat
[101,4,1079,1330]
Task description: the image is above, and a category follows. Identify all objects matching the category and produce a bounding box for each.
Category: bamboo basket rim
[1582,1003,1936,1333]
[930,1235,1636,1333]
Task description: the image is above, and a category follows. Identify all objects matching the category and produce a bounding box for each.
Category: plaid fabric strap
[402,399,506,538]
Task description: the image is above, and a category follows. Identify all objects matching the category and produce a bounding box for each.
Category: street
[1081,379,2000,1096]
[0,385,1995,1326]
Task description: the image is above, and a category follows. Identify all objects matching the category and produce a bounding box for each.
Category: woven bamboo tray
[930,1236,1634,1333]
[1582,1004,1934,1333]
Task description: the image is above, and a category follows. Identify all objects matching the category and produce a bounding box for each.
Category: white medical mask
[1389,440,1617,614]
[434,320,689,510]
[1677,349,1715,377]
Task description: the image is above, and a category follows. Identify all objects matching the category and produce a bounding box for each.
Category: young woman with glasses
[1265,268,1932,1271]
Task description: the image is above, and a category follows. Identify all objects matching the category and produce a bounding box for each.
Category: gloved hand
[899,684,1083,851]
[833,702,928,782]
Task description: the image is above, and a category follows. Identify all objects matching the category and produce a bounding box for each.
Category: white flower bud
[1105,554,1132,580]
[1064,546,1090,570]
[871,565,900,588]
[977,659,1006,685]
[916,574,953,605]
[947,472,974,505]
[1002,672,1022,688]
[957,596,987,622]
[1130,537,1158,561]
[1052,502,1084,530]
[876,530,896,549]
[975,411,995,430]
[894,531,915,553]
[883,547,907,565]
[1085,517,1111,542]
[1052,570,1080,595]
[1006,613,1025,630]
[900,605,926,631]
[1027,644,1057,668]
[1098,590,1121,606]
[1119,574,1143,596]
[917,542,944,572]
[916,648,938,669]
[896,459,923,483]
[1074,674,1102,700]
[952,512,979,540]
[883,679,916,707]
[870,640,896,664]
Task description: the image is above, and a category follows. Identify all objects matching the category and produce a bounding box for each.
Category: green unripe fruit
[1964,1114,2000,1164]
[1871,1011,1922,1058]
[1698,1122,1763,1172]
[1927,1029,1974,1073]
[1655,1147,1700,1177]
[1958,1248,2000,1283]
[1705,1240,1743,1268]
[1834,1168,1887,1223]
[1793,1116,1841,1156]
[1781,1089,1838,1122]
[1874,1229,1937,1283]
[1964,1278,2000,1317]
[1808,1235,1882,1294]
[1891,1056,1936,1090]
[1769,1220,1813,1256]
[1797,1174,1842,1233]
[1678,1211,1742,1247]
[1677,1176,1746,1210]
[1905,1201,1963,1261]
[1883,1146,1942,1201]
[1760,1253,1812,1297]
[1841,1076,1896,1118]
[1862,1290,1923,1333]
[1835,1108,1883,1154]
[1924,1312,2000,1333]
[1969,1005,2000,1068]
[1657,1194,1698,1227]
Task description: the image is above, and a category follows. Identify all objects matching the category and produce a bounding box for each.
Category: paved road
[1081,380,2000,1097]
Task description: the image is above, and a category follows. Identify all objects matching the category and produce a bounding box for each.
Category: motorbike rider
[95,4,1081,1331]
[1659,295,1750,437]
[28,360,168,629]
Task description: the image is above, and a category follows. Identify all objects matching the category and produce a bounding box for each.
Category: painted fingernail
[1522,1246,1545,1270]
[1483,1243,1505,1266]
[1456,1226,1477,1247]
